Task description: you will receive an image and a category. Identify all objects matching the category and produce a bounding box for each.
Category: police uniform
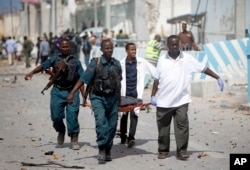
[41,53,84,137]
[80,56,122,151]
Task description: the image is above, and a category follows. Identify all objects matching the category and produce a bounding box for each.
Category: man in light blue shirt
[5,37,16,65]
[39,36,51,64]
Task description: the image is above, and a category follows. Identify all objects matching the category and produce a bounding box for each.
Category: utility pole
[94,0,98,27]
[9,0,14,36]
[51,0,56,35]
[24,0,29,36]
[171,0,174,34]
[105,0,111,31]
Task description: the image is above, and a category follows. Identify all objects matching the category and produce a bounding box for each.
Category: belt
[54,84,73,90]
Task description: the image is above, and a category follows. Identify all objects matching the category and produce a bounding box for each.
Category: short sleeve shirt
[155,51,206,107]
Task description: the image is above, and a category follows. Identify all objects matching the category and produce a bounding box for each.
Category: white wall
[157,0,191,37]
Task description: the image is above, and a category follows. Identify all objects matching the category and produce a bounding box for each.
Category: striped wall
[203,38,248,82]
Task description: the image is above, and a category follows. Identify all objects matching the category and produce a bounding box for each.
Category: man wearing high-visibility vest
[145,34,163,66]
[145,34,163,88]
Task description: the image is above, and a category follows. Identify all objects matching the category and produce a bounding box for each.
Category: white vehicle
[79,27,104,38]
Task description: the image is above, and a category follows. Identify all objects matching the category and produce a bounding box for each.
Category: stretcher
[82,102,151,112]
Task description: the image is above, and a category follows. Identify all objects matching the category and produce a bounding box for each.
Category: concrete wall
[235,0,246,39]
[2,12,21,37]
[190,0,249,43]
[246,0,250,30]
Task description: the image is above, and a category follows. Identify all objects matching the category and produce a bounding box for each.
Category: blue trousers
[90,93,119,149]
[50,87,80,136]
[84,53,90,68]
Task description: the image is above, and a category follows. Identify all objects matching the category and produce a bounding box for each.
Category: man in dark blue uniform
[67,39,122,164]
[24,38,84,150]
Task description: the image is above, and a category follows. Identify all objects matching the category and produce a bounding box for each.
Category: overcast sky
[0,0,22,14]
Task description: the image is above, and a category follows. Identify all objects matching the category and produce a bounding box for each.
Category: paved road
[0,61,250,170]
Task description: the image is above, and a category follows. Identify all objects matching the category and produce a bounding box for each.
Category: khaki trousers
[156,103,189,153]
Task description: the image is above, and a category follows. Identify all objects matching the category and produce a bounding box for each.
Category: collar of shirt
[165,51,184,60]
[58,54,74,61]
[125,57,137,64]
[100,56,115,66]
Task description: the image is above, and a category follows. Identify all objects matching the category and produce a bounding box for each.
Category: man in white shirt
[120,42,155,147]
[151,35,224,160]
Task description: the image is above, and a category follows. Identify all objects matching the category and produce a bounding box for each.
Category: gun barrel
[41,89,45,95]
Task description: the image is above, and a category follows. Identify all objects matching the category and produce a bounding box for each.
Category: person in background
[145,34,164,88]
[35,36,41,65]
[24,38,85,150]
[15,39,23,61]
[82,35,92,67]
[68,34,78,59]
[119,42,156,147]
[72,33,82,60]
[102,28,111,39]
[5,36,16,65]
[39,36,50,64]
[90,31,96,39]
[150,35,224,160]
[145,34,163,66]
[0,36,7,59]
[178,21,199,51]
[22,36,34,68]
[116,29,129,47]
[67,39,122,164]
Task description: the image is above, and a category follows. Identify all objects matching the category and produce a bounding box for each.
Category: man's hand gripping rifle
[41,60,67,95]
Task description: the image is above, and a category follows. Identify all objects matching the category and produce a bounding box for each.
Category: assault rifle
[41,60,67,95]
[82,57,100,106]
[82,81,93,107]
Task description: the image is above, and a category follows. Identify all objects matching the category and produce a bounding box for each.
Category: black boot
[120,135,127,144]
[127,135,135,148]
[57,131,65,146]
[105,147,112,161]
[98,147,106,164]
[70,134,80,150]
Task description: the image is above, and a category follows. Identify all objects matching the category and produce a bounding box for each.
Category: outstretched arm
[204,67,224,91]
[24,65,43,80]
[203,67,219,79]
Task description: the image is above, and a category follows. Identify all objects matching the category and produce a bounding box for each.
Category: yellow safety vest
[145,39,161,59]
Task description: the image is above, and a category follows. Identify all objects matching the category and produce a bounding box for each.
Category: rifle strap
[96,57,100,69]
[91,57,100,81]
[84,57,101,98]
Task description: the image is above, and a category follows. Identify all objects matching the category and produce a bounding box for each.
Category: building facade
[0,0,249,44]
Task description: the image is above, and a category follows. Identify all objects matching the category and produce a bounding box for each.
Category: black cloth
[120,96,142,142]
[119,96,142,107]
[125,58,137,97]
[120,109,138,141]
